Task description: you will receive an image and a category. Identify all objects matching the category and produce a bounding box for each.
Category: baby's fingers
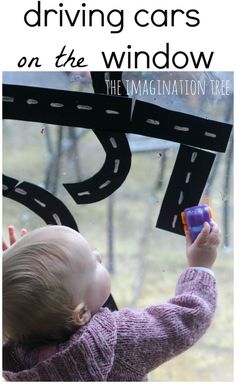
[20,228,28,237]
[185,229,193,247]
[2,238,8,251]
[8,226,16,245]
[194,222,211,246]
[209,221,221,246]
[2,226,28,251]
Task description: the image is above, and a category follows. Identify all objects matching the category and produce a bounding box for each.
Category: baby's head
[3,225,111,345]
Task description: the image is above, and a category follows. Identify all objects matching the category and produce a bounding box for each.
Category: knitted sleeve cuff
[176,267,216,297]
[190,266,215,277]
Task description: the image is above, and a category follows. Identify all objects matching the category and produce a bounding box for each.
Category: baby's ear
[72,303,91,326]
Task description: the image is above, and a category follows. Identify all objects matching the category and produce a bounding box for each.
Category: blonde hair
[3,238,76,345]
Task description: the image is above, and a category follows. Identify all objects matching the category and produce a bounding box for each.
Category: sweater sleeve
[110,268,217,379]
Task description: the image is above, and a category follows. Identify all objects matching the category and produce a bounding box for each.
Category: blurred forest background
[2,71,234,381]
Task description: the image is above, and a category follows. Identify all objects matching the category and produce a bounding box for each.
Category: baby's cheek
[98,267,111,300]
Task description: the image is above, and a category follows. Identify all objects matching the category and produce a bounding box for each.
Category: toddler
[3,222,220,381]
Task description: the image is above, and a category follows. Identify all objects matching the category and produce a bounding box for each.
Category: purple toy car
[181,204,213,242]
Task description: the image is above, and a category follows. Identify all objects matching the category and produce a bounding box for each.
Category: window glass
[2,71,233,381]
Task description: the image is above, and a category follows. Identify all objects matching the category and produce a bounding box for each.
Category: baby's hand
[186,221,221,269]
[2,225,28,251]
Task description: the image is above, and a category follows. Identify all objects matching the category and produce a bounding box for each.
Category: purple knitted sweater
[3,268,216,381]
